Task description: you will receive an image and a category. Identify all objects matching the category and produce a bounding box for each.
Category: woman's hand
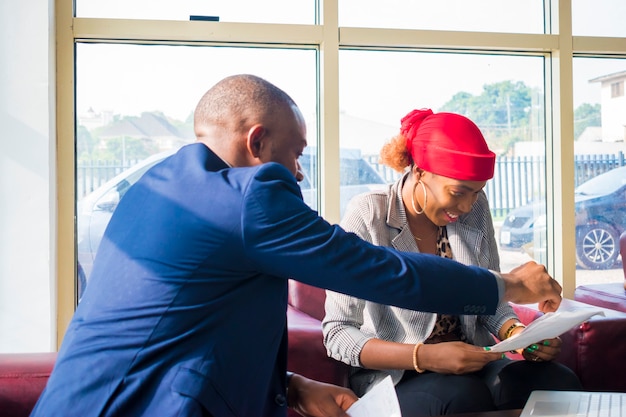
[521,337,562,362]
[418,341,502,374]
[288,373,358,417]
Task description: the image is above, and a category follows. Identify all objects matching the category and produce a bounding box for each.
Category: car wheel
[575,222,619,270]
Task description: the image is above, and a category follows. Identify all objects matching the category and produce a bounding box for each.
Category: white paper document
[489,308,605,353]
[346,375,402,417]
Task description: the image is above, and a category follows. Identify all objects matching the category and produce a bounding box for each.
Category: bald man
[32,74,561,417]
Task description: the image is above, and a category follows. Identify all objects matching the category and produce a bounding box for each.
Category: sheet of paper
[346,375,402,417]
[489,307,605,353]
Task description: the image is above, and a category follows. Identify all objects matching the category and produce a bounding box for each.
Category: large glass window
[571,57,626,286]
[573,0,626,37]
[23,0,622,351]
[339,0,545,33]
[76,0,315,24]
[339,51,545,270]
[75,43,316,297]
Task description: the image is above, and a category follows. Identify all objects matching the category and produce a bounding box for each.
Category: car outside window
[77,148,387,298]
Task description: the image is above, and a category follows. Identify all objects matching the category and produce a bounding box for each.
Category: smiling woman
[338,49,548,277]
[323,108,583,416]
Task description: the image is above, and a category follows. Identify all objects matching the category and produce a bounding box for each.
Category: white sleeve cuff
[489,270,505,303]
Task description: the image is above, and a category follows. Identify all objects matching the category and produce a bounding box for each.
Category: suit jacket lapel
[387,174,421,253]
[447,221,483,266]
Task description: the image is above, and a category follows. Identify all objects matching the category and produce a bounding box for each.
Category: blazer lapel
[447,221,483,266]
[387,174,420,253]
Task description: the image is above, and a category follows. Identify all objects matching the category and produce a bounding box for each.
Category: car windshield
[575,166,626,196]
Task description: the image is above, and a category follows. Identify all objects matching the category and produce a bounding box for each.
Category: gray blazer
[322,173,518,395]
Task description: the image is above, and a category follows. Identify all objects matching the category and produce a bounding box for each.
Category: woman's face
[419,171,487,227]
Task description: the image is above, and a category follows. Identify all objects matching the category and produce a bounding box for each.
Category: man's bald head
[194,74,297,137]
[193,74,307,171]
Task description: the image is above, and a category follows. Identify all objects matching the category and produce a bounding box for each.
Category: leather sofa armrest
[574,283,626,313]
[286,306,351,417]
[287,306,350,388]
[558,316,626,392]
[0,352,57,417]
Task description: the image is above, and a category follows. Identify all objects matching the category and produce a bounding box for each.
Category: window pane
[573,0,626,37]
[572,57,626,286]
[339,0,544,33]
[76,0,315,24]
[76,43,316,298]
[339,50,546,271]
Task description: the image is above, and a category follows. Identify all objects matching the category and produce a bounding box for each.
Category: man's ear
[246,124,266,158]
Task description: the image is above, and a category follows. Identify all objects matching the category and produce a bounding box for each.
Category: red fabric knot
[401,109,434,153]
[400,109,495,181]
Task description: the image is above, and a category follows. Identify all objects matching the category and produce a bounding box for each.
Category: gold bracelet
[412,342,425,373]
[504,322,526,340]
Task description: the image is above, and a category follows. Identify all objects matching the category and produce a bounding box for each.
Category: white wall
[0,0,54,352]
[600,80,626,141]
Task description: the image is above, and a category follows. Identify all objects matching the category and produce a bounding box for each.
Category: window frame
[56,0,626,347]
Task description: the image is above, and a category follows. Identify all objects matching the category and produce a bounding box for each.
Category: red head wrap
[400,109,495,181]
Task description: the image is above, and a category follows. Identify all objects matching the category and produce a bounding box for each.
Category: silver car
[76,147,387,297]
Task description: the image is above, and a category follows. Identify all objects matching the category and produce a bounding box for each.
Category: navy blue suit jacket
[32,143,500,417]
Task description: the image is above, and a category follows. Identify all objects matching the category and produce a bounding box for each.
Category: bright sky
[75,0,626,128]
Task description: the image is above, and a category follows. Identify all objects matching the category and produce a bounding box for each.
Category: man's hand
[288,373,358,417]
[501,261,562,312]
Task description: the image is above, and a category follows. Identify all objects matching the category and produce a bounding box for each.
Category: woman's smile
[443,209,459,223]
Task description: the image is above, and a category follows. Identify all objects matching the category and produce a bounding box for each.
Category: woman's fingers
[523,337,562,362]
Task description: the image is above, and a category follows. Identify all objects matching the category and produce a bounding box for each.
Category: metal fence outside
[367,151,626,218]
[78,151,625,218]
[77,159,140,200]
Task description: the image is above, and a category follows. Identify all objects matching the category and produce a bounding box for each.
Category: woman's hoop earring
[411,180,427,215]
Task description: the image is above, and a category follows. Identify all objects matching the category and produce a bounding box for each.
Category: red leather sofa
[3,282,626,417]
[574,283,626,313]
[573,230,626,313]
[0,352,56,417]
[287,282,350,388]
[287,281,626,394]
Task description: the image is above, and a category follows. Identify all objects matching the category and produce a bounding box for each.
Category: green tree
[103,136,157,162]
[438,80,537,154]
[76,125,98,161]
[574,103,601,140]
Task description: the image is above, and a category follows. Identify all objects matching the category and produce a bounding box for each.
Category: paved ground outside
[499,247,623,287]
[495,221,623,288]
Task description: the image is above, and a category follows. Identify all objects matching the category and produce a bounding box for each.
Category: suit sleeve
[240,163,501,315]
